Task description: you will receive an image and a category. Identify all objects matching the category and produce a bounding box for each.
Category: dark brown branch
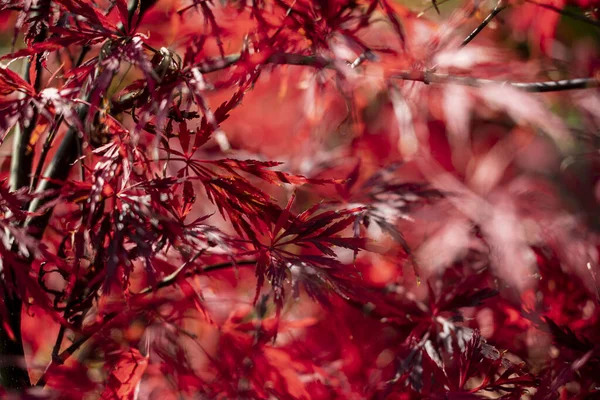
[26,105,91,389]
[35,311,119,388]
[36,258,257,387]
[266,53,333,69]
[393,70,600,92]
[197,51,598,95]
[111,52,334,114]
[417,0,453,17]
[137,258,257,295]
[195,52,333,74]
[49,325,66,365]
[461,1,507,47]
[113,49,598,125]
[1,1,50,389]
[35,254,421,389]
[137,258,418,326]
[33,1,152,388]
[199,53,598,94]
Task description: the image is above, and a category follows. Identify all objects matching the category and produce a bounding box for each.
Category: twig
[36,258,257,387]
[35,312,119,388]
[417,0,454,17]
[30,46,88,192]
[29,115,64,192]
[393,70,600,92]
[50,325,66,364]
[25,105,88,236]
[111,52,334,113]
[523,0,600,28]
[196,52,334,74]
[198,53,599,94]
[137,258,257,295]
[35,252,432,389]
[461,1,507,47]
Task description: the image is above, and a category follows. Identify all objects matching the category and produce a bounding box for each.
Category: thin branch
[30,46,88,193]
[201,259,257,273]
[461,1,507,47]
[50,325,66,363]
[417,0,454,17]
[198,53,599,94]
[523,0,600,28]
[35,312,119,388]
[111,52,334,113]
[37,1,153,387]
[195,52,333,74]
[35,253,426,389]
[36,258,257,387]
[30,115,64,192]
[393,70,600,92]
[137,258,257,295]
[27,105,94,389]
[25,105,87,237]
[113,49,599,125]
[267,52,333,69]
[135,257,424,325]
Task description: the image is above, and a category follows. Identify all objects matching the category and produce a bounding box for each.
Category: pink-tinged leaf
[443,84,473,168]
[479,85,571,149]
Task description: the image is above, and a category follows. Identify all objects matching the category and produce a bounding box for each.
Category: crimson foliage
[0,0,599,398]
